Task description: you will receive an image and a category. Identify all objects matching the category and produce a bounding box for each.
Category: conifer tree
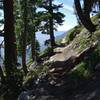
[3,0,21,98]
[40,0,65,52]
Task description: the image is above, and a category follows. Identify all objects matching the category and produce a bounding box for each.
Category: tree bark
[0,66,5,83]
[49,0,56,52]
[4,0,17,77]
[22,0,28,75]
[83,0,95,21]
[31,31,36,62]
[74,0,96,32]
[30,5,37,62]
[3,0,20,98]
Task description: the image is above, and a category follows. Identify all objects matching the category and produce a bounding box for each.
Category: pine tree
[21,0,28,74]
[4,0,17,78]
[28,0,38,62]
[3,0,21,98]
[15,0,41,65]
[40,0,65,52]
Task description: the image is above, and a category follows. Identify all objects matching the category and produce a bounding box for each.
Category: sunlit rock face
[49,41,98,68]
[49,43,77,67]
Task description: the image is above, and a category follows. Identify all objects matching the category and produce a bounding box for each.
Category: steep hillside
[18,14,100,100]
[50,14,100,64]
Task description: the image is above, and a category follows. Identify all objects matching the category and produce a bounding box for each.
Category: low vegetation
[63,14,100,53]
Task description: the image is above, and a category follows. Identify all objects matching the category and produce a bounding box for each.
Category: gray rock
[18,90,34,100]
[95,63,100,71]
[49,43,77,67]
[49,41,98,69]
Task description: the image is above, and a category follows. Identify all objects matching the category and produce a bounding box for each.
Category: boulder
[61,37,66,45]
[49,43,77,67]
[49,41,98,70]
[18,90,35,100]
[95,63,100,71]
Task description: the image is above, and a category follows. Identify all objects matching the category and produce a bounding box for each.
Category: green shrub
[71,44,100,79]
[70,61,92,79]
[66,25,83,44]
[39,47,53,58]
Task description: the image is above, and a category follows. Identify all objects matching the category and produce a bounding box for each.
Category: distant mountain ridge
[55,31,67,41]
[39,31,67,50]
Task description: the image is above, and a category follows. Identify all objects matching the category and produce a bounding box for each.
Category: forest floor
[67,72,100,100]
[20,67,100,100]
[18,14,100,100]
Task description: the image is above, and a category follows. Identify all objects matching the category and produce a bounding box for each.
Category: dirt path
[50,43,77,62]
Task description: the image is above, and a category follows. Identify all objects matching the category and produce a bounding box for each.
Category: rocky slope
[49,14,100,67]
[18,14,100,100]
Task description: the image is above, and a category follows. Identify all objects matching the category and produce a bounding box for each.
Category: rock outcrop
[49,41,98,70]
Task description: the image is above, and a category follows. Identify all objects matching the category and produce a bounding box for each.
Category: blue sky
[37,0,78,44]
[54,0,78,31]
[0,0,78,48]
[0,0,78,31]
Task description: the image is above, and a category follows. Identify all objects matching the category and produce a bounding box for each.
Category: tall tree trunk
[74,0,96,32]
[83,0,95,21]
[0,66,5,83]
[83,0,95,13]
[31,5,36,62]
[49,17,56,50]
[4,0,17,77]
[49,0,56,52]
[3,0,19,98]
[22,0,28,75]
[31,31,36,62]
